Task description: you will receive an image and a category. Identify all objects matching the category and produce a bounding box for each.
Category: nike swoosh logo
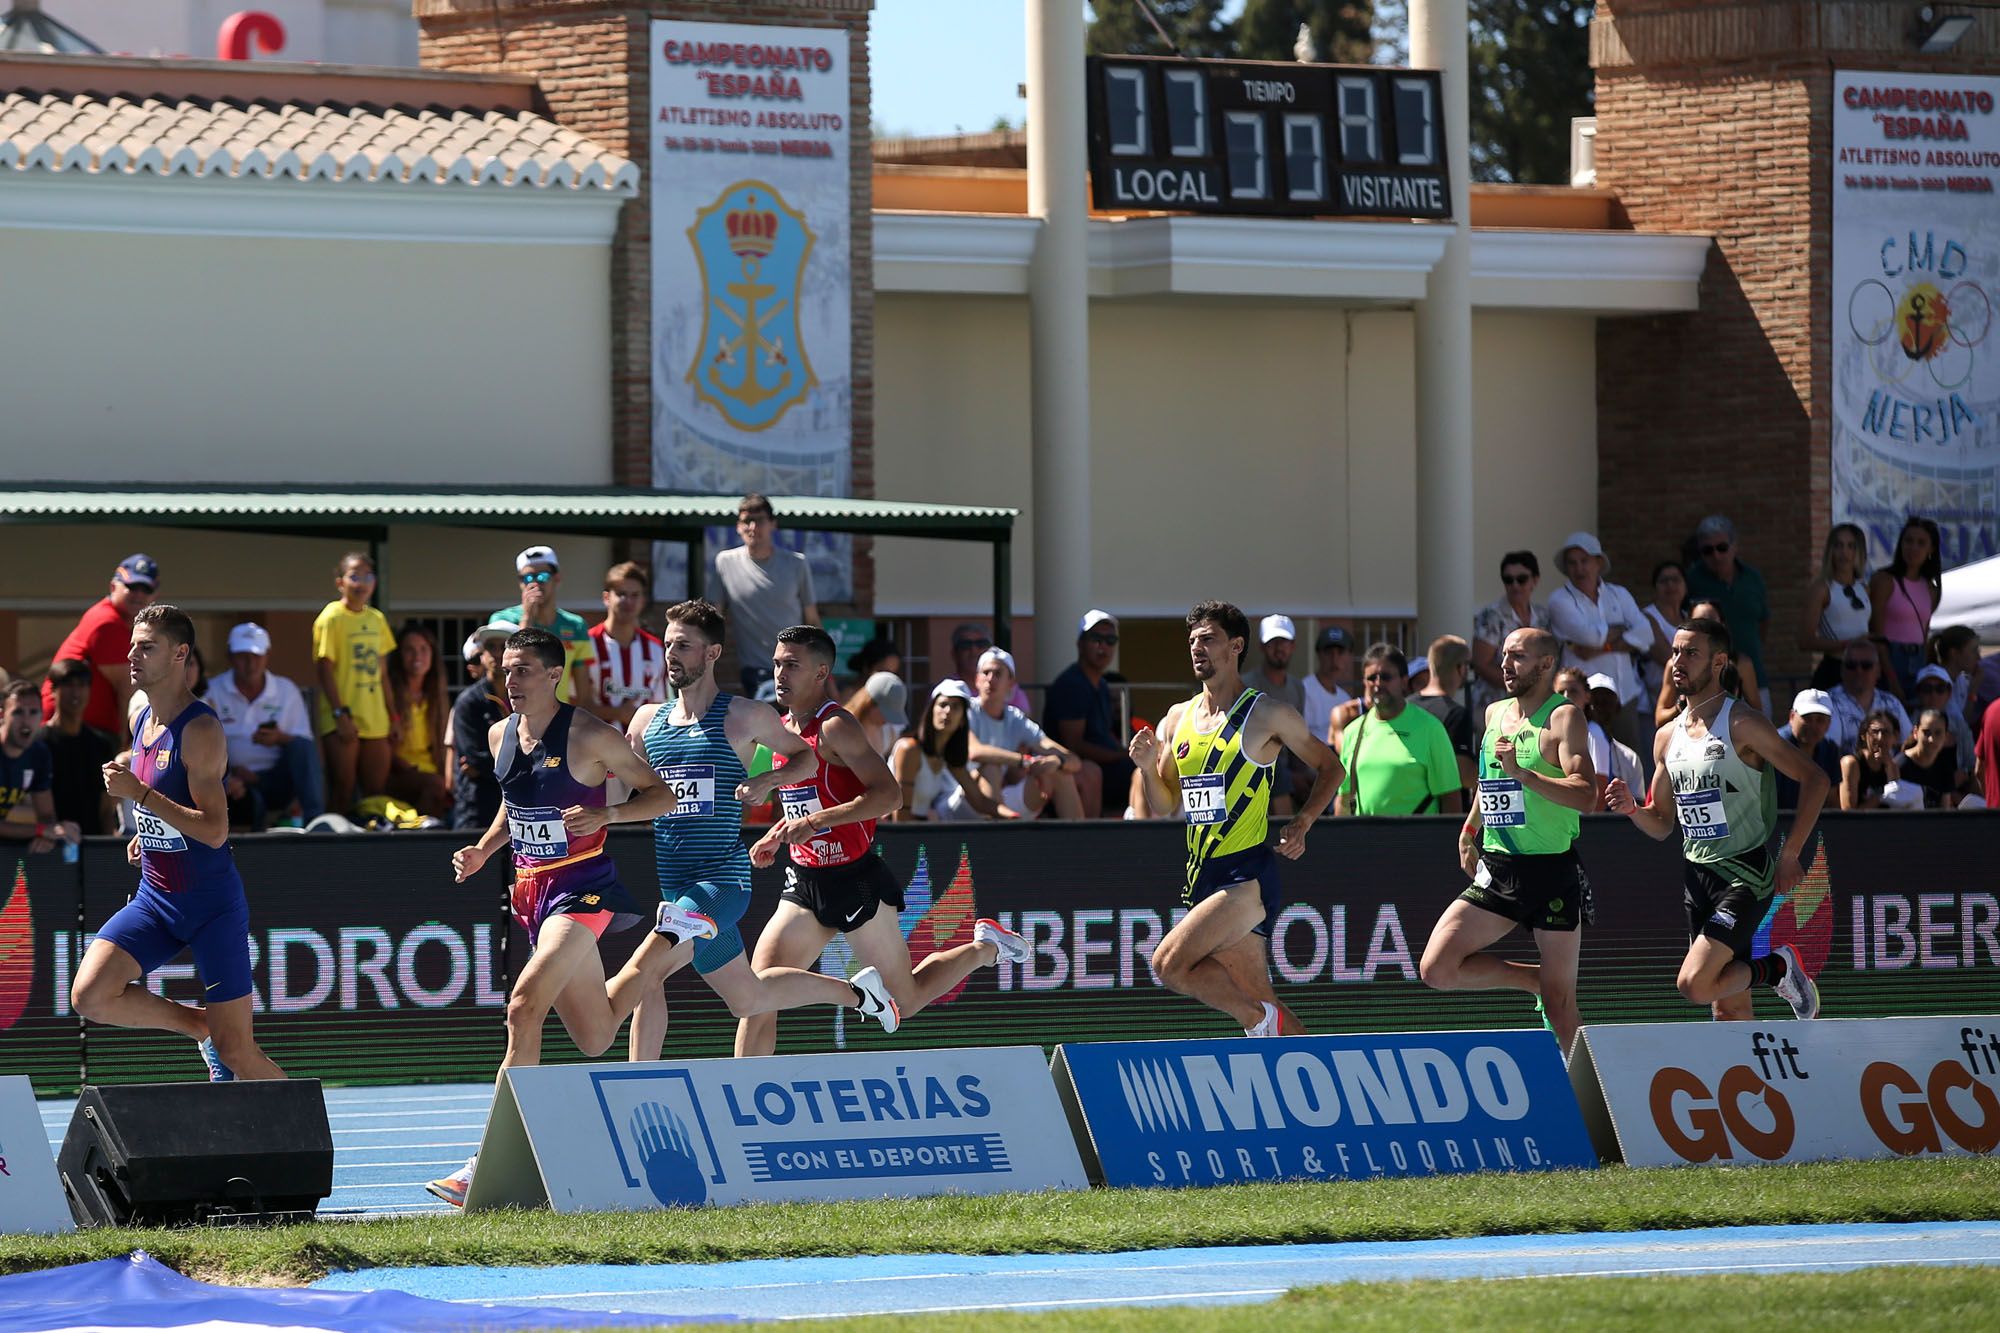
[843,908,866,926]
[205,981,224,993]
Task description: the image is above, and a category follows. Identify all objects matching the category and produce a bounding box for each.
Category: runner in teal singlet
[1418,627,1598,1053]
[1607,617,1828,1022]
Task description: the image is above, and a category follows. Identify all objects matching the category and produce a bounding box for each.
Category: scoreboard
[1086,55,1451,220]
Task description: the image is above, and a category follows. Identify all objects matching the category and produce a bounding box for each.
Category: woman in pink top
[1868,516,1942,700]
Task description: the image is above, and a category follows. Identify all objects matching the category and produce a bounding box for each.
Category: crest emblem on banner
[686,181,817,431]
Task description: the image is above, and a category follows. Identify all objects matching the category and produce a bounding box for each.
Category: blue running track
[319,1222,2000,1321]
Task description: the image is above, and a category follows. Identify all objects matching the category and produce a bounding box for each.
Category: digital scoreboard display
[1086,55,1451,220]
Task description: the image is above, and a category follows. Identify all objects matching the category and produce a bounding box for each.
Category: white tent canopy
[1936,553,2000,639]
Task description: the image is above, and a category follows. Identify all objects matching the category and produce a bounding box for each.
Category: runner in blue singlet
[71,605,285,1083]
[607,601,897,1062]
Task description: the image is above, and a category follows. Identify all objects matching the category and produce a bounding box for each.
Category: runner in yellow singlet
[1128,601,1340,1036]
[1417,627,1598,1053]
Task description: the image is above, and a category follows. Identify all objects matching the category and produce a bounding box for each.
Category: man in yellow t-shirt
[490,545,598,707]
[314,552,396,815]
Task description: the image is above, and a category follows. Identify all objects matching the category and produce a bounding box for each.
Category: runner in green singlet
[1128,601,1340,1037]
[1418,627,1598,1053]
[1607,616,1828,1021]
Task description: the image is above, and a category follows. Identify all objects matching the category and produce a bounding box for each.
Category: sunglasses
[519,571,555,584]
[1700,543,1731,556]
[1842,584,1864,611]
[1502,574,1533,586]
[1842,659,1877,670]
[1085,633,1119,646]
[955,638,992,651]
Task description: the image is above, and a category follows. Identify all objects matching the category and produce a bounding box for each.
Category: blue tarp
[0,1251,716,1331]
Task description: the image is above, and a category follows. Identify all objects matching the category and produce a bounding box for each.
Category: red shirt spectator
[41,554,158,734]
[1980,692,2000,809]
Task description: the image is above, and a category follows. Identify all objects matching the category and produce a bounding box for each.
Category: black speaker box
[58,1079,334,1226]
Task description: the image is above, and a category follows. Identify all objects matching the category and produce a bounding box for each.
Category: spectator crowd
[4,502,1996,844]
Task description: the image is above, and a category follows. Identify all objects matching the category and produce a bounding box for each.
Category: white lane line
[335,1141,480,1152]
[776,1288,1292,1318]
[329,1181,450,1191]
[328,1109,492,1121]
[332,1124,483,1136]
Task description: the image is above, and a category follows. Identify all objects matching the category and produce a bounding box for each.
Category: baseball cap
[47,658,92,685]
[1259,614,1296,644]
[977,647,1017,677]
[226,623,272,656]
[1314,626,1352,652]
[515,545,560,574]
[864,672,909,729]
[1790,688,1833,718]
[1079,609,1116,634]
[463,620,517,660]
[1914,664,1953,689]
[1585,671,1618,694]
[931,678,975,704]
[1409,656,1430,678]
[115,554,159,589]
[1558,531,1608,571]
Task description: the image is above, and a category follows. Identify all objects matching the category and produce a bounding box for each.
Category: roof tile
[0,87,635,192]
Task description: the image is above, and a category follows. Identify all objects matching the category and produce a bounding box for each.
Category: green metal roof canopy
[0,484,1020,644]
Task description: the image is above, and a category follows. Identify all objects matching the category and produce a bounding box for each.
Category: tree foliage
[1233,1,1374,66]
[1467,1,1594,184]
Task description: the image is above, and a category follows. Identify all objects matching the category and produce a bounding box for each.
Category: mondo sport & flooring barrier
[0,814,1993,1096]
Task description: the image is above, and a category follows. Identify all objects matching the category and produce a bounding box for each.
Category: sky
[870,1,1249,138]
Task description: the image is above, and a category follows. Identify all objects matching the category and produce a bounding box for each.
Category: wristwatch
[333,706,352,719]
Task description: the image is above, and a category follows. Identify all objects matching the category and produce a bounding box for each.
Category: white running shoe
[973,917,1030,967]
[655,901,719,943]
[1771,943,1820,1020]
[426,1154,476,1208]
[1244,1002,1280,1038]
[849,966,901,1034]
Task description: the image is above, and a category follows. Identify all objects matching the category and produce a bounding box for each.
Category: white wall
[873,292,1598,625]
[0,228,612,479]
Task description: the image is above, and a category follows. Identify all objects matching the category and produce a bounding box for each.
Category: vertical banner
[1832,71,2000,566]
[651,20,853,599]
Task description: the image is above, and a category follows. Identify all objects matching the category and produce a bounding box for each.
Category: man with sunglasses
[1825,639,1909,752]
[944,622,1030,714]
[491,546,598,710]
[1685,515,1771,691]
[1045,609,1136,818]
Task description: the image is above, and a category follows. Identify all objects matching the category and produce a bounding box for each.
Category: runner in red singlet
[735,625,1029,1057]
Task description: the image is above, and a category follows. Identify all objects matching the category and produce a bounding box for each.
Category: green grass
[648,1268,2000,1332]
[2,1156,1994,1284]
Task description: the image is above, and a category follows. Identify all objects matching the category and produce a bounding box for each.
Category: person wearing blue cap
[41,554,159,736]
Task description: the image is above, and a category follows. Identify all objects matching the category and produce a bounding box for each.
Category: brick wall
[1592,1,2000,676]
[416,0,876,612]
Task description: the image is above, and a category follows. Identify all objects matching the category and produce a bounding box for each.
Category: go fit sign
[1568,1016,2000,1168]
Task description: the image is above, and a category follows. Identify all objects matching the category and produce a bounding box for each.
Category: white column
[1409,0,1475,650]
[1026,0,1092,682]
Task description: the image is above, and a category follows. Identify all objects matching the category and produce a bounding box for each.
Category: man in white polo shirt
[1548,530,1653,754]
[207,623,323,830]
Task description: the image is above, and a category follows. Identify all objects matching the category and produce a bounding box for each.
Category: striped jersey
[642,691,749,879]
[1172,688,1271,897]
[589,623,666,709]
[131,701,241,896]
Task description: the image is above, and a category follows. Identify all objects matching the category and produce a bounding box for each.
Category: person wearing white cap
[890,678,1007,822]
[1044,609,1130,817]
[1909,662,1977,774]
[1548,531,1652,759]
[208,622,322,830]
[449,623,516,831]
[960,646,1090,818]
[1250,614,1308,815]
[490,545,598,711]
[1774,688,1841,812]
